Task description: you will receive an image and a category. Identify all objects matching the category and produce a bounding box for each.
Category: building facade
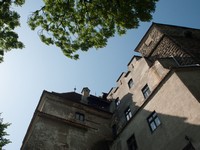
[21,88,112,150]
[21,23,200,150]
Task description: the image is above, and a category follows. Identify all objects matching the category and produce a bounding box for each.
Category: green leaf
[27,0,159,59]
[0,114,11,149]
[0,0,24,62]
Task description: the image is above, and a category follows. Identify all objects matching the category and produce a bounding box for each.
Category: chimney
[81,87,90,104]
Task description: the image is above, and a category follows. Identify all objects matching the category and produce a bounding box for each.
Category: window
[128,79,134,89]
[75,112,85,121]
[142,84,151,99]
[147,111,161,132]
[115,97,120,107]
[127,134,137,150]
[125,107,132,121]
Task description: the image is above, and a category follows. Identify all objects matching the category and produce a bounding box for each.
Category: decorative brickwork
[151,36,197,65]
[156,24,200,39]
[136,23,200,66]
[136,27,163,57]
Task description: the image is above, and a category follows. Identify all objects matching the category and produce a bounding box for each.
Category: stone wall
[136,26,163,57]
[21,92,112,150]
[110,70,200,150]
[108,57,170,137]
[151,36,197,65]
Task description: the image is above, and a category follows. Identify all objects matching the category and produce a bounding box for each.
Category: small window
[125,107,132,121]
[128,79,134,89]
[147,111,161,132]
[127,134,137,150]
[115,97,120,107]
[142,84,151,99]
[75,112,85,121]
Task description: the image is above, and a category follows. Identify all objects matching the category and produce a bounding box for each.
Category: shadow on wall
[110,92,200,150]
[176,68,200,102]
[91,140,110,150]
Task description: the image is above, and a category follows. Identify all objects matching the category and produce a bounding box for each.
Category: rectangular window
[128,79,134,89]
[127,134,137,150]
[125,107,132,121]
[147,111,161,132]
[142,84,151,99]
[75,112,85,121]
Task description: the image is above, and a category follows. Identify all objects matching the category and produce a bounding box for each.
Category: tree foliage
[0,0,158,61]
[0,114,11,149]
[28,0,158,59]
[0,0,25,62]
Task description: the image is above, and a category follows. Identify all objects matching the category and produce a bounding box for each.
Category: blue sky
[1,0,200,149]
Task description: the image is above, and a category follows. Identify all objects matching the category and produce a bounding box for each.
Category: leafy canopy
[0,114,11,149]
[0,0,25,62]
[28,0,158,59]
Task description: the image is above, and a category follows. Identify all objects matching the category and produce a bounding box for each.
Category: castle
[21,23,200,150]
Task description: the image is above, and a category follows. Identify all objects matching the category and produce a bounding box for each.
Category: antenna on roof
[74,86,76,92]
